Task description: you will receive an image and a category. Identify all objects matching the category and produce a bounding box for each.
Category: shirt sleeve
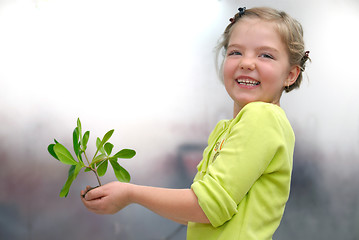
[191,103,287,227]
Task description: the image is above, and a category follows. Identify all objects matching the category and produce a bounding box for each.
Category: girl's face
[223,18,299,116]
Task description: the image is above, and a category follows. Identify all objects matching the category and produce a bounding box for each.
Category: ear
[285,65,301,87]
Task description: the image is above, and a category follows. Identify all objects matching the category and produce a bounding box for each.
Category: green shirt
[187,102,295,240]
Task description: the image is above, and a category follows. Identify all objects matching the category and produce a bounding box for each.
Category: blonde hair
[216,7,310,92]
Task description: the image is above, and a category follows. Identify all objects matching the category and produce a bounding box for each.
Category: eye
[227,50,242,56]
[259,53,274,59]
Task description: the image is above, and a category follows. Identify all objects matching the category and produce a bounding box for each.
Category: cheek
[259,64,286,84]
[223,59,235,78]
[222,61,234,90]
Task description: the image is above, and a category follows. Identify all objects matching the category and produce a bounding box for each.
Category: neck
[233,103,242,119]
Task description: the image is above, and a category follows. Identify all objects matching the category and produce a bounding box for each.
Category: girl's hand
[81,181,131,215]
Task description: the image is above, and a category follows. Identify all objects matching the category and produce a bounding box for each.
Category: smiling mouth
[236,79,260,86]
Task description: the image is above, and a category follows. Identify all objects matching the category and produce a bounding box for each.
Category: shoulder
[235,102,289,126]
[231,102,292,136]
[239,102,284,118]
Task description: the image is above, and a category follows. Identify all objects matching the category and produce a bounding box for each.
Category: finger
[82,197,105,213]
[81,186,100,199]
[80,186,91,196]
[84,186,104,201]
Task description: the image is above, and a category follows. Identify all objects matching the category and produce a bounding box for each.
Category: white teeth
[237,79,260,86]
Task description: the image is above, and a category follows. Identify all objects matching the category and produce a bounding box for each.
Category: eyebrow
[256,46,280,54]
[227,44,280,54]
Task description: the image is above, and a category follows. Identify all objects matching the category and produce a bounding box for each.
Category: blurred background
[0,0,358,239]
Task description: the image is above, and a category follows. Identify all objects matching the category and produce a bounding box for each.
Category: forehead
[228,18,283,46]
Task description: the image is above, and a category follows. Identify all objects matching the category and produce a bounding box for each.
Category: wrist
[125,182,136,205]
[127,184,150,206]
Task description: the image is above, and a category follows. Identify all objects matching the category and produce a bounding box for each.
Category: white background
[0,0,358,239]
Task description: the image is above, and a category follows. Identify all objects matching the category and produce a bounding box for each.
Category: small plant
[47,118,136,197]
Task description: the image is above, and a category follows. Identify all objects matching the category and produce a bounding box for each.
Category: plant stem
[83,151,102,186]
[83,151,91,165]
[93,170,102,186]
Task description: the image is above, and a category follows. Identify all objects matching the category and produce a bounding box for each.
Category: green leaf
[73,128,80,157]
[110,160,130,182]
[77,118,83,145]
[96,137,100,148]
[59,163,83,197]
[77,118,82,136]
[53,143,78,165]
[94,130,114,158]
[48,144,59,160]
[84,167,92,172]
[72,128,83,163]
[97,160,108,177]
[104,142,114,156]
[96,137,105,155]
[91,154,107,165]
[112,149,136,159]
[83,131,90,150]
[102,129,114,144]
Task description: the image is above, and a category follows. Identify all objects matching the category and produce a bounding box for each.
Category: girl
[81,6,310,239]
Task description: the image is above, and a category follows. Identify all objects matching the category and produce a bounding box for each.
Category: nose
[239,56,255,71]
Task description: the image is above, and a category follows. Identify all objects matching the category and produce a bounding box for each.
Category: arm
[81,181,210,225]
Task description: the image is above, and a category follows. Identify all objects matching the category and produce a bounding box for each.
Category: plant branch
[83,151,91,166]
[93,169,102,186]
[83,151,102,186]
